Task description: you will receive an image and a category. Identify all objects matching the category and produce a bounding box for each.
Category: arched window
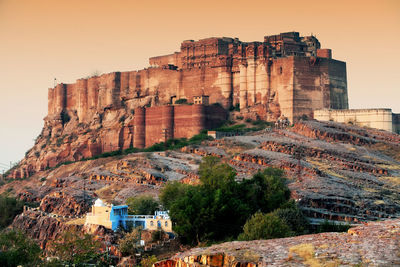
[150,221,154,226]
[165,221,168,227]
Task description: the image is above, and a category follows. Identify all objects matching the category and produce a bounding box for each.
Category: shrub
[238,212,292,241]
[141,255,158,267]
[175,98,188,104]
[273,204,309,235]
[119,115,126,123]
[50,230,102,265]
[0,230,41,267]
[0,194,24,229]
[118,228,142,256]
[317,219,351,233]
[152,229,165,242]
[126,195,159,215]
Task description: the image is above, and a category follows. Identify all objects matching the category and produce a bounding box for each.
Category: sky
[0,0,399,172]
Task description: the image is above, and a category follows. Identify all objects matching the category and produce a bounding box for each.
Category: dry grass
[379,176,400,186]
[371,143,400,161]
[65,218,85,225]
[307,159,347,179]
[241,250,260,262]
[289,243,322,267]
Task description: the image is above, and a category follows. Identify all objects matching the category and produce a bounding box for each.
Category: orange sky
[0,0,399,170]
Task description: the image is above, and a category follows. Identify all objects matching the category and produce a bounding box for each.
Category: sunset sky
[0,0,399,172]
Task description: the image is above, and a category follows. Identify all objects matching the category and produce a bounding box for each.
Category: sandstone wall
[136,105,227,148]
[12,32,348,178]
[314,109,396,133]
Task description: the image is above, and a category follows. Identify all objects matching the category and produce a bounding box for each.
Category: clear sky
[0,0,399,172]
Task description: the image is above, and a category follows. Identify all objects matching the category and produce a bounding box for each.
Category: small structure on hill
[314,108,400,134]
[85,198,172,232]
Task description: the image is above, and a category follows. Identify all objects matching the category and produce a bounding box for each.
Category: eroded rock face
[12,210,82,249]
[155,219,400,267]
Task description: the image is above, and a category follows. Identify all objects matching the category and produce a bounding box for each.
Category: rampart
[314,109,400,134]
[10,31,348,178]
[133,104,227,148]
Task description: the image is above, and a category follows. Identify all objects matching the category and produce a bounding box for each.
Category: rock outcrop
[154,219,400,266]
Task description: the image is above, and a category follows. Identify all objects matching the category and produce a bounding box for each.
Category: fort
[47,31,348,124]
[11,31,349,178]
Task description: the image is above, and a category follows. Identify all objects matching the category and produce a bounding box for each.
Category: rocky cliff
[9,32,348,179]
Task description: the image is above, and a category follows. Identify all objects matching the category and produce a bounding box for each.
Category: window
[150,221,154,226]
[165,221,168,227]
[279,67,283,74]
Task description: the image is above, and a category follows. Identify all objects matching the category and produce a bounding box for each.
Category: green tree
[198,156,237,190]
[118,227,142,256]
[159,182,191,210]
[50,230,102,265]
[0,230,41,267]
[0,194,24,229]
[239,168,291,214]
[126,195,159,215]
[273,201,310,235]
[160,157,297,245]
[238,212,292,241]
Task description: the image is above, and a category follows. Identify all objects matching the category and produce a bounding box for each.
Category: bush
[118,228,142,256]
[0,194,24,229]
[238,212,292,241]
[50,230,102,265]
[273,204,309,235]
[126,195,159,215]
[317,219,351,233]
[152,229,165,242]
[0,230,41,267]
[141,255,158,267]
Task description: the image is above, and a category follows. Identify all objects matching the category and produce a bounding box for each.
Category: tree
[50,230,102,265]
[239,167,291,214]
[159,182,191,210]
[160,157,297,245]
[126,195,159,215]
[238,212,292,241]
[118,227,142,256]
[273,201,310,235]
[198,156,237,190]
[160,157,250,244]
[0,230,41,267]
[0,194,24,229]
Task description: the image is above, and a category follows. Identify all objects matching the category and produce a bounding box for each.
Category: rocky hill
[3,119,399,253]
[154,218,400,266]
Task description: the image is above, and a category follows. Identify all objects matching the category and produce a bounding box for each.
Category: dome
[94,198,106,207]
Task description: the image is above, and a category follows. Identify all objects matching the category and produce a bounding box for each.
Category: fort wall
[314,109,398,133]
